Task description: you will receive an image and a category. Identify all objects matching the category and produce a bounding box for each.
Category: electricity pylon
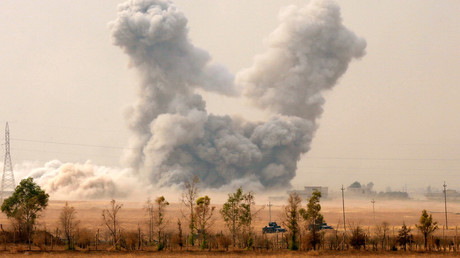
[1,122,15,201]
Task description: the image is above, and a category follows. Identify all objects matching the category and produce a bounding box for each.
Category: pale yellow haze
[0,0,459,193]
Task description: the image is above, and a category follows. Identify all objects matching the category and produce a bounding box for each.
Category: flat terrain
[0,198,458,235]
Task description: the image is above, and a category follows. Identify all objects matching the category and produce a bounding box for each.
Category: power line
[306,157,460,161]
[1,120,127,134]
[9,139,460,163]
[11,138,137,150]
[303,166,460,172]
[5,120,460,147]
[312,141,460,146]
[11,148,121,158]
[302,169,460,177]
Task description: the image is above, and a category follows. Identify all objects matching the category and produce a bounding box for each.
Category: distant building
[346,181,376,198]
[376,191,409,200]
[426,189,460,202]
[345,181,411,200]
[288,186,328,200]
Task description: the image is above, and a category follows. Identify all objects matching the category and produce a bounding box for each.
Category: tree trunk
[424,233,428,250]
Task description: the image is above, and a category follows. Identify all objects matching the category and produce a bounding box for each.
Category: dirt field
[0,198,457,235]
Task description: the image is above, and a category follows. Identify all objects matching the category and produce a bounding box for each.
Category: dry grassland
[0,199,455,234]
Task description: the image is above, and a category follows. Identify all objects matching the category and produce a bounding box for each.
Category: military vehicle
[262,222,286,233]
[319,222,333,230]
[307,222,334,230]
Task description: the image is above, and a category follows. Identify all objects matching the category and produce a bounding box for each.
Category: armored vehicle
[262,222,286,233]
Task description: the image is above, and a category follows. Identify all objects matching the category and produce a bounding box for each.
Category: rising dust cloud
[27,0,366,199]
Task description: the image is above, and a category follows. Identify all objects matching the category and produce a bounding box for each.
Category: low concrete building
[288,186,328,200]
[346,181,375,198]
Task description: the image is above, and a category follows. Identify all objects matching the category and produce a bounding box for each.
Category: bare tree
[144,198,155,244]
[375,221,390,250]
[154,196,169,250]
[102,199,123,249]
[59,202,79,250]
[181,175,199,246]
[195,195,215,249]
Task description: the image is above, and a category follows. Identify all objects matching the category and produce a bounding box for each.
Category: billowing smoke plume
[238,1,367,120]
[110,0,366,189]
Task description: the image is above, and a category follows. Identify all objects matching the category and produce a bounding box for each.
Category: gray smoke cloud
[238,1,366,120]
[110,0,366,189]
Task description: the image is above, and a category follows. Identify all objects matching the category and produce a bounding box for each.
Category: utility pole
[371,199,376,226]
[267,201,273,223]
[444,181,448,229]
[341,185,346,232]
[341,185,346,250]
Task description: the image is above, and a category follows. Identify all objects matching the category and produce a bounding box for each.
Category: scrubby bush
[75,228,93,249]
[120,230,138,251]
[397,223,413,251]
[349,225,366,250]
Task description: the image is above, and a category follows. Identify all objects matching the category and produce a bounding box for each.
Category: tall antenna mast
[1,122,15,201]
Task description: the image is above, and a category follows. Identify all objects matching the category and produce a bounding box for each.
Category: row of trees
[93,176,256,251]
[284,191,440,251]
[0,176,448,252]
[180,176,259,249]
[0,176,259,251]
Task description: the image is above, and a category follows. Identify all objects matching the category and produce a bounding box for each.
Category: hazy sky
[0,0,459,193]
